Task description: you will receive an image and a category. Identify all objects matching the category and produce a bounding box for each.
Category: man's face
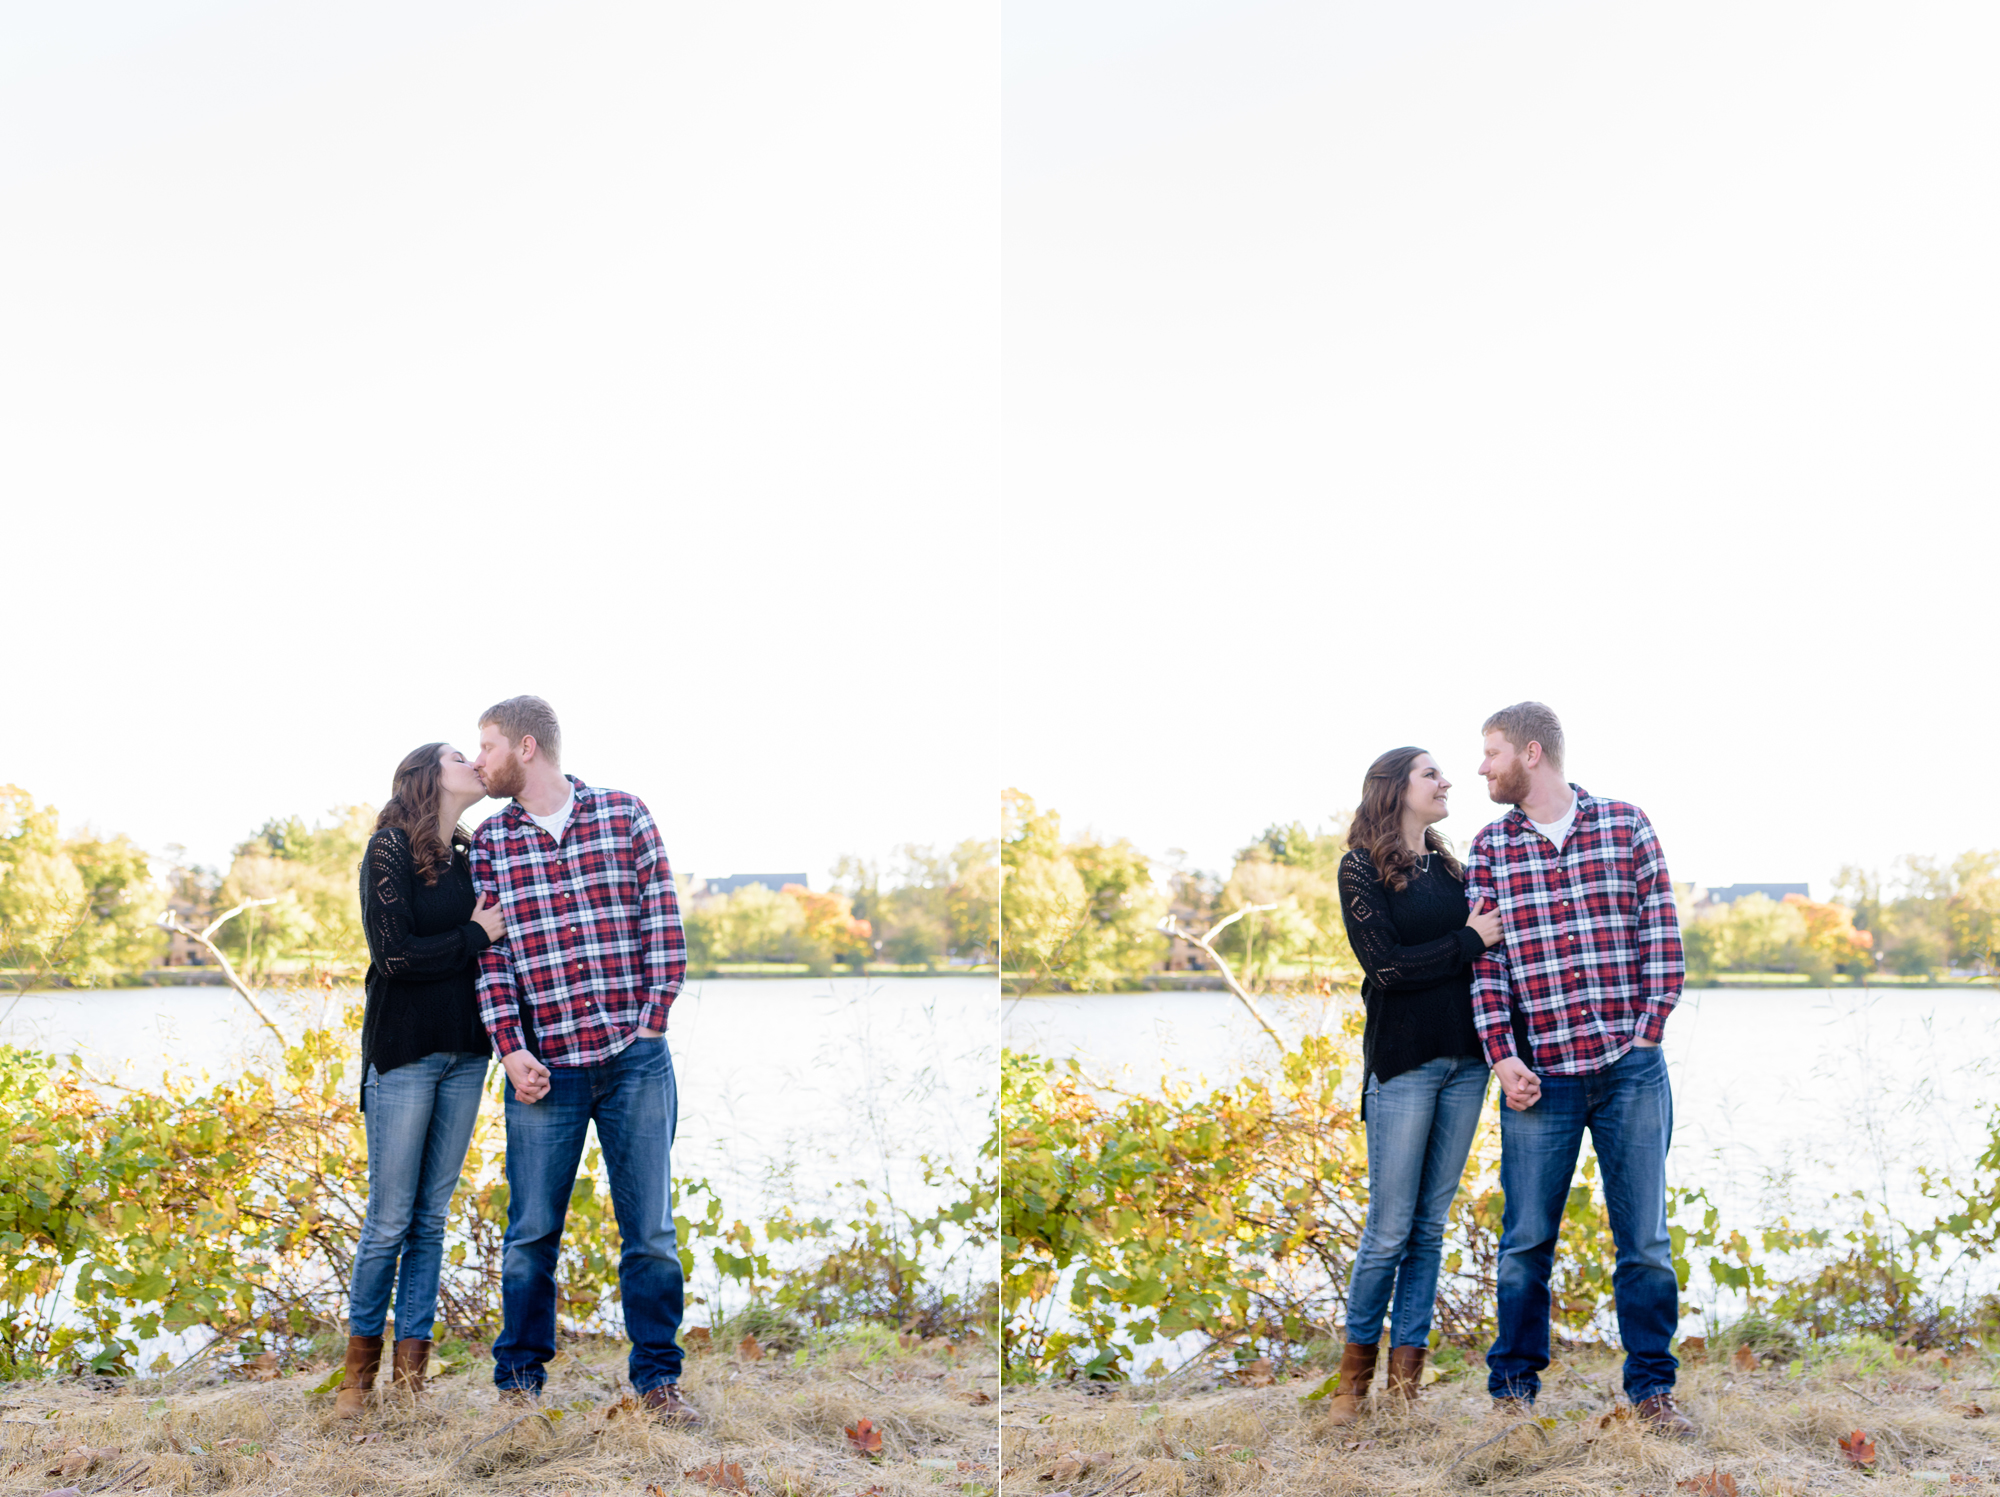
[1479,730,1532,806]
[474,723,527,799]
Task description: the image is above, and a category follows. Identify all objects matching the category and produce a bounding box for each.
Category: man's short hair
[1483,701,1564,771]
[480,695,562,767]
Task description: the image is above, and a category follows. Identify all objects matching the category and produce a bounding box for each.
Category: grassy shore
[0,1330,997,1496]
[1000,1343,2000,1494]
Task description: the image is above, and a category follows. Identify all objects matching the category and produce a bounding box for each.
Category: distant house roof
[1702,882,1811,906]
[702,873,810,896]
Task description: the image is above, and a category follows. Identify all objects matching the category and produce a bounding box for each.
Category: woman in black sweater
[335,742,502,1419]
[1323,746,1501,1423]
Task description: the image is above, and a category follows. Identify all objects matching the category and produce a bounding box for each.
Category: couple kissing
[341,695,699,1425]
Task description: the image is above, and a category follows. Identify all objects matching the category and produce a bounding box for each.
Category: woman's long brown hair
[1348,746,1463,892]
[375,742,472,886]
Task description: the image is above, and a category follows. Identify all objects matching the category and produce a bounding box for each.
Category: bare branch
[1159,905,1286,1051]
[157,900,287,1046]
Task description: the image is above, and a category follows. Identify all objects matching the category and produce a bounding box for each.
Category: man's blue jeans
[493,1036,685,1395]
[1343,1056,1489,1347]
[349,1051,490,1341]
[1488,1043,1678,1405]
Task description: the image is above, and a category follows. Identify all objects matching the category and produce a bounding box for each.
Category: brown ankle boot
[1321,1342,1380,1425]
[1385,1345,1428,1402]
[391,1338,432,1397]
[333,1335,383,1419]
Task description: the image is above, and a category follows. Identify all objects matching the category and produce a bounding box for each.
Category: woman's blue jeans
[348,1051,489,1341]
[1343,1055,1489,1348]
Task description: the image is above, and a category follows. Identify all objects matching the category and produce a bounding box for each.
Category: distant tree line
[0,783,993,981]
[1000,788,2000,991]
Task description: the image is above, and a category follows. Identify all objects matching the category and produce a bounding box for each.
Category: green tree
[214,806,374,974]
[0,786,164,979]
[1210,820,1358,984]
[1000,791,1163,992]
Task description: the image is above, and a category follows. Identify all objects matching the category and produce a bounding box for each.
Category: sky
[4,2,999,884]
[1004,1,2000,895]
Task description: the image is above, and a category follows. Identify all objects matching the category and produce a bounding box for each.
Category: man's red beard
[1487,760,1531,805]
[482,753,527,799]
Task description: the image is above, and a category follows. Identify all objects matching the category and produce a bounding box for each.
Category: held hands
[1466,898,1502,949]
[502,1048,551,1104]
[1493,1055,1542,1111]
[472,893,506,943]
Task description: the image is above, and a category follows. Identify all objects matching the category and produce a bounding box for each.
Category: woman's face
[1405,753,1451,825]
[437,745,487,800]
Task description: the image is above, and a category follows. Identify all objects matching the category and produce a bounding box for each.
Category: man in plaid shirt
[1464,702,1693,1437]
[469,696,700,1424]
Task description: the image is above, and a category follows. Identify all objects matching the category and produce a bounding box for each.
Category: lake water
[1004,985,2000,1328]
[1,976,997,1352]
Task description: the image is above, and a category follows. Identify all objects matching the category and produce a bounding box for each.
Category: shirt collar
[1503,783,1592,833]
[502,774,590,825]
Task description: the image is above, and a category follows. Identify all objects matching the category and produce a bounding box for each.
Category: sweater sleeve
[1338,851,1484,993]
[363,830,486,978]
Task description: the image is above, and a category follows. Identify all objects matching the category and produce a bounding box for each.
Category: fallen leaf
[352,1432,383,1444]
[1956,1403,1987,1419]
[1732,1345,1757,1373]
[1598,1406,1634,1430]
[1341,1439,1378,1452]
[738,1333,763,1362]
[844,1417,884,1457]
[46,1446,114,1480]
[1679,1336,1708,1362]
[682,1327,713,1354]
[1837,1430,1877,1466]
[684,1459,750,1492]
[1230,1357,1276,1387]
[1678,1470,1740,1496]
[244,1351,281,1381]
[957,1389,993,1404]
[1256,1457,1275,1473]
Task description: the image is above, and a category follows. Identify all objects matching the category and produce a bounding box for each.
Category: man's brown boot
[641,1383,705,1426]
[1321,1342,1379,1426]
[333,1335,384,1420]
[1636,1390,1696,1438]
[1385,1345,1428,1403]
[391,1338,432,1398]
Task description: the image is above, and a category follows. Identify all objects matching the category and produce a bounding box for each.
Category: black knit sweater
[1337,848,1487,1115]
[357,827,493,1109]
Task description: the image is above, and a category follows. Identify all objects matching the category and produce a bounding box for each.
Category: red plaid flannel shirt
[1463,786,1684,1076]
[469,776,686,1067]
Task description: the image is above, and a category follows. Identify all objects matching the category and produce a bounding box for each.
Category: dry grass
[999,1345,2000,1495]
[0,1332,997,1496]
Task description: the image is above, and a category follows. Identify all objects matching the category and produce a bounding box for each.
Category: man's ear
[519,735,538,764]
[1523,740,1543,769]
